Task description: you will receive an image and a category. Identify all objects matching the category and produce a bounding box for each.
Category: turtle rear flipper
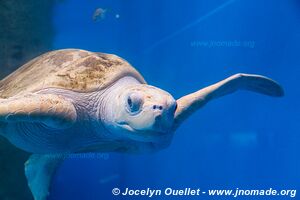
[0,93,77,129]
[25,154,65,200]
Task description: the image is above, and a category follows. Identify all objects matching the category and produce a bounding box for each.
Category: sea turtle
[0,49,284,200]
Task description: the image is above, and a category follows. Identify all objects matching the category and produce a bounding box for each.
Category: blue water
[50,0,300,199]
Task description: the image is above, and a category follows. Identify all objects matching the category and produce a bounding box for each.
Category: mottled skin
[0,49,284,200]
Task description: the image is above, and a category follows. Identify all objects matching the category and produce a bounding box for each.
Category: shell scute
[0,49,146,98]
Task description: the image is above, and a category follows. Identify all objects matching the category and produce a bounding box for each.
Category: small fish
[93,8,107,22]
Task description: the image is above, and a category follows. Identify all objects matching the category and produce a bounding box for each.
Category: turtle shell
[0,49,146,98]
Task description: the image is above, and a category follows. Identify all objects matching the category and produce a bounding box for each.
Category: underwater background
[0,0,299,199]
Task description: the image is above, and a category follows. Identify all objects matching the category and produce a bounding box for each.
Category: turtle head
[105,84,177,142]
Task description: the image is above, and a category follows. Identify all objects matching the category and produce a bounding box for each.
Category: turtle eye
[126,93,143,114]
[127,97,132,108]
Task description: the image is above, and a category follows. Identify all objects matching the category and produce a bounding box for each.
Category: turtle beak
[152,101,177,133]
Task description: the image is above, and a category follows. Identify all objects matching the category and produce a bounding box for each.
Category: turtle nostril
[153,105,163,110]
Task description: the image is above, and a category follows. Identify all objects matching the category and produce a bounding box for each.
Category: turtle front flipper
[25,154,65,200]
[174,73,284,128]
[0,93,77,129]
